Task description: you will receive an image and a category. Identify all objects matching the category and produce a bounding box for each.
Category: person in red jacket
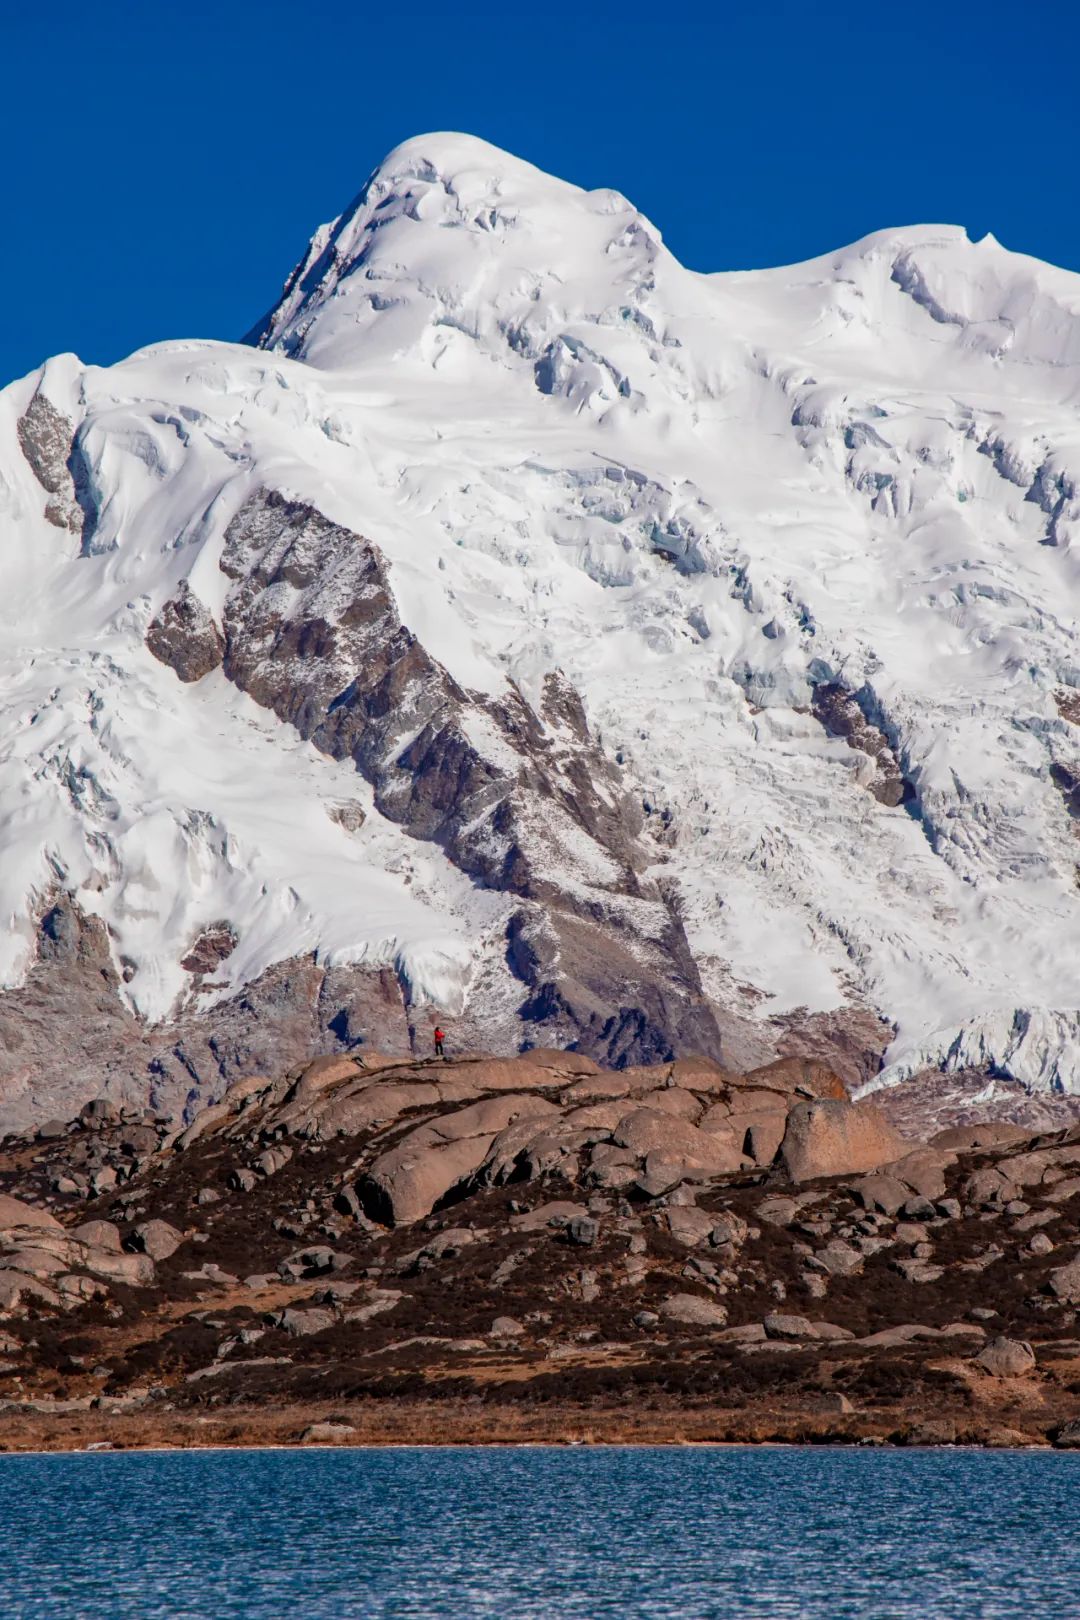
[433,1026,446,1059]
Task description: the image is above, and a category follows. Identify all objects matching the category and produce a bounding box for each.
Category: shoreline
[0,1400,1066,1455]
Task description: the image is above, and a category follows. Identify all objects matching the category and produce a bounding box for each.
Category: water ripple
[0,1446,1075,1618]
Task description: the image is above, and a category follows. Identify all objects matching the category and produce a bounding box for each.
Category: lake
[0,1446,1074,1617]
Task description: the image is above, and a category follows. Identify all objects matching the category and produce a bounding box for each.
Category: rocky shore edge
[3,1398,1080,1456]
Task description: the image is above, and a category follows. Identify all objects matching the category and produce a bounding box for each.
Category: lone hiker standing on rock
[433,1026,446,1059]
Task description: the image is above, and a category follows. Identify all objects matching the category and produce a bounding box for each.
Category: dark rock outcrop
[812,683,913,807]
[146,582,224,682]
[205,488,721,1069]
[16,393,83,534]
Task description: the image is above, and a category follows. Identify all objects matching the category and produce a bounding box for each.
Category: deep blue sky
[4,0,1077,387]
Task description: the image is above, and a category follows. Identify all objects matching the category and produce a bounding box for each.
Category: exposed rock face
[1056,689,1080,727]
[145,581,224,682]
[811,683,913,808]
[774,1008,895,1094]
[1050,761,1080,822]
[208,488,722,1069]
[180,925,238,977]
[16,392,84,534]
[0,892,415,1132]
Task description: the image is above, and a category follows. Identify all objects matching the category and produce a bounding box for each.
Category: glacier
[2,130,1080,1118]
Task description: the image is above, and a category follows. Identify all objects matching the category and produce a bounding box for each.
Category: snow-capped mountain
[1,130,1079,1127]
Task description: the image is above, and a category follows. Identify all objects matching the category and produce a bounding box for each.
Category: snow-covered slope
[2,130,1080,1122]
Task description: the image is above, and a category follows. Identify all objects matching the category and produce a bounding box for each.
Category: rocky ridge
[1,1049,1078,1450]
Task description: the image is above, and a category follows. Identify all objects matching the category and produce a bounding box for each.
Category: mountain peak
[365,130,568,197]
[245,131,650,365]
[4,134,1080,1130]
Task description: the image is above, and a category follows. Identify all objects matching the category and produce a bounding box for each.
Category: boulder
[931,1124,1031,1152]
[763,1312,815,1340]
[254,1145,293,1178]
[0,1271,62,1311]
[1002,1149,1071,1187]
[850,1174,910,1216]
[778,1100,908,1185]
[80,1098,120,1129]
[278,1247,349,1279]
[307,1082,441,1140]
[342,1289,402,1325]
[745,1057,847,1100]
[755,1196,800,1227]
[975,1336,1037,1378]
[740,1114,787,1168]
[223,1073,274,1107]
[71,1219,122,1251]
[414,1228,476,1264]
[300,1421,356,1444]
[289,1055,361,1100]
[885,1148,955,1202]
[80,1248,155,1286]
[1054,1420,1080,1449]
[0,1194,62,1232]
[666,1207,715,1247]
[962,1167,1021,1206]
[0,1245,69,1278]
[613,1107,735,1165]
[276,1307,335,1337]
[891,1257,944,1284]
[517,1048,600,1077]
[1049,1255,1080,1304]
[715,1323,768,1344]
[510,1200,588,1231]
[490,1316,524,1337]
[562,1074,634,1103]
[807,1321,855,1342]
[709,1211,749,1250]
[668,1055,737,1092]
[813,1240,863,1277]
[634,1088,702,1121]
[567,1216,599,1246]
[857,1323,942,1349]
[362,1134,495,1226]
[817,1392,855,1415]
[175,1102,232,1152]
[562,1101,630,1132]
[127,1220,184,1262]
[660,1293,729,1328]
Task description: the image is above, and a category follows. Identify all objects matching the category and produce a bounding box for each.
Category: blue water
[0,1446,1074,1618]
